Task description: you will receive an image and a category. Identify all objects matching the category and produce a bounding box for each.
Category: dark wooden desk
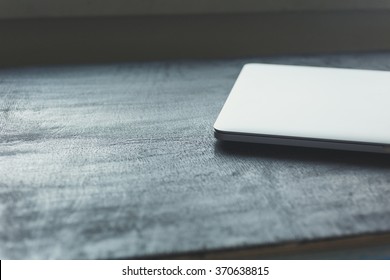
[1,53,390,259]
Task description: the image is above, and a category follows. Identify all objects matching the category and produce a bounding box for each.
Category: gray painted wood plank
[1,54,390,259]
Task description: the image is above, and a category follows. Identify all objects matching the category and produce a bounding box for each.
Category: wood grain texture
[1,54,390,259]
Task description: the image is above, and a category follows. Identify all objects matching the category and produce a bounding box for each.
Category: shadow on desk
[141,232,390,260]
[214,141,390,169]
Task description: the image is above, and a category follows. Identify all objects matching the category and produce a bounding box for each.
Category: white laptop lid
[214,63,390,146]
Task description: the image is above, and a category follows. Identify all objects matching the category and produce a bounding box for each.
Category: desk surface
[1,53,390,259]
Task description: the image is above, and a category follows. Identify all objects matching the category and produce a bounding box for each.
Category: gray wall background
[2,1,390,66]
[2,0,390,19]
